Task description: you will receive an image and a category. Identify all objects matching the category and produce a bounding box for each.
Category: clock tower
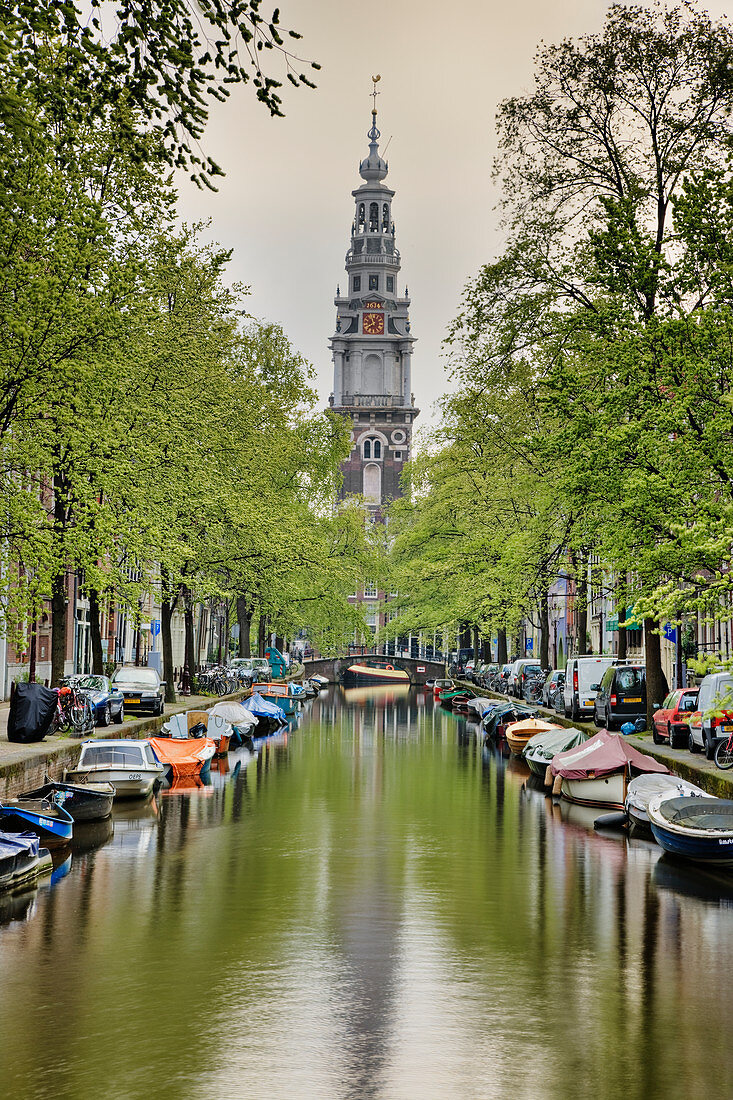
[329,90,418,511]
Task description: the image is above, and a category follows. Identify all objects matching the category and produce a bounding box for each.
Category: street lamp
[548,596,563,669]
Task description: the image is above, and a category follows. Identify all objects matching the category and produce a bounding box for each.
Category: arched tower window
[382,203,389,230]
[369,202,379,231]
[373,439,382,458]
[363,440,371,458]
[358,202,365,228]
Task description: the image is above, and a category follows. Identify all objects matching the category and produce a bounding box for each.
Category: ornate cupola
[329,78,418,511]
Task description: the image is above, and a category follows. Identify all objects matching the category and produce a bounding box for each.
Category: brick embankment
[0,690,249,800]
[457,684,733,798]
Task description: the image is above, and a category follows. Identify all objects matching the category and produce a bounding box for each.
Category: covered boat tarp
[207,701,258,730]
[625,773,706,815]
[7,682,58,743]
[550,729,669,780]
[243,692,286,722]
[654,795,733,830]
[523,726,587,763]
[149,736,216,779]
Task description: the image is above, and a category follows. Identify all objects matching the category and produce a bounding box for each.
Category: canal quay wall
[473,684,733,798]
[0,689,250,801]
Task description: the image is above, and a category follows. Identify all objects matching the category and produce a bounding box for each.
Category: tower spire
[360,75,387,183]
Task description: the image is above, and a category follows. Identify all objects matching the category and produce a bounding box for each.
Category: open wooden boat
[648,794,733,865]
[0,798,74,847]
[0,831,52,892]
[19,780,114,822]
[342,662,410,686]
[505,717,560,757]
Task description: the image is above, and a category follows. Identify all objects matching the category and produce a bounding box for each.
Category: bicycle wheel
[714,737,733,769]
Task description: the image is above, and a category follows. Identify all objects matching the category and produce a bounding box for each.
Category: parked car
[689,671,733,759]
[542,669,565,707]
[593,664,646,730]
[508,660,543,698]
[111,666,166,716]
[563,656,616,719]
[76,674,125,726]
[228,658,258,686]
[250,657,273,680]
[651,688,699,748]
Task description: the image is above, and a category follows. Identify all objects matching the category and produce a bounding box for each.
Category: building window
[364,580,378,598]
[394,450,402,460]
[363,439,371,458]
[369,202,379,230]
[382,203,389,229]
[373,439,381,458]
[353,275,361,292]
[386,275,394,292]
[368,274,379,291]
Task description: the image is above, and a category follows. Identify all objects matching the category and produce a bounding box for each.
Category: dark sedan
[111,666,166,716]
[77,675,125,726]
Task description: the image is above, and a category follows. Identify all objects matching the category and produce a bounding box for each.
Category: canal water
[1,686,732,1100]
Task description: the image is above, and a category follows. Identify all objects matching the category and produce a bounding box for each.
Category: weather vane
[371,74,381,112]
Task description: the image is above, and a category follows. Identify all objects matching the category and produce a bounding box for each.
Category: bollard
[544,764,553,788]
[552,773,563,797]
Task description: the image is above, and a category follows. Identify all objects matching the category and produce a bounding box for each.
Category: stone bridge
[303,653,446,685]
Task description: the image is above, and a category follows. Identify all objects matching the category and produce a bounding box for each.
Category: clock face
[362,312,384,335]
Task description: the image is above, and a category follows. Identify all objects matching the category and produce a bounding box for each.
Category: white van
[563,656,616,719]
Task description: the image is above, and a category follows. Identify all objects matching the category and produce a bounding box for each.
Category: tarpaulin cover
[7,682,57,743]
[523,726,587,763]
[207,701,258,730]
[243,692,286,721]
[625,773,706,816]
[551,729,669,780]
[149,736,215,778]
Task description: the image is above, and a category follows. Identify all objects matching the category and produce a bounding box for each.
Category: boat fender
[594,811,628,832]
[552,773,563,797]
[385,664,393,670]
[544,765,553,788]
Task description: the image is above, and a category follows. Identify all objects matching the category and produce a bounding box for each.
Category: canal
[1,685,732,1099]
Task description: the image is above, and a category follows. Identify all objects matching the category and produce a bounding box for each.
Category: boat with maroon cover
[550,729,668,809]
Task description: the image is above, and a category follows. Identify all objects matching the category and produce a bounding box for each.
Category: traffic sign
[151,619,161,637]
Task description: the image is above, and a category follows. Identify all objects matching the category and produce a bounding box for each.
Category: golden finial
[371,75,381,113]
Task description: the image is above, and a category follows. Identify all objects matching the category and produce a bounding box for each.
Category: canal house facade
[328,97,420,651]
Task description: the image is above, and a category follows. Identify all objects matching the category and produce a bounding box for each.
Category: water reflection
[0,685,732,1098]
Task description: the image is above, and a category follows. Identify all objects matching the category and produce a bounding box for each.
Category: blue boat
[0,831,53,891]
[243,692,287,727]
[0,798,74,848]
[648,794,733,866]
[251,682,298,715]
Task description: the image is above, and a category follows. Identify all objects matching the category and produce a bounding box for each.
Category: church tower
[329,87,418,512]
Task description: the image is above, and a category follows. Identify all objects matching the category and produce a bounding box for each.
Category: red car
[652,688,699,748]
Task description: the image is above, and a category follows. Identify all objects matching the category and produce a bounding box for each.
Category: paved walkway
[0,691,246,796]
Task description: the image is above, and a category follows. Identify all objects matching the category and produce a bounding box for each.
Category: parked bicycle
[714,729,733,769]
[523,673,546,704]
[52,682,96,735]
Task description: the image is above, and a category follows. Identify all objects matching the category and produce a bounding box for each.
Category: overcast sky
[176,0,730,437]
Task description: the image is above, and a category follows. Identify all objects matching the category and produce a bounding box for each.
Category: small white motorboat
[625,773,707,837]
[64,739,164,799]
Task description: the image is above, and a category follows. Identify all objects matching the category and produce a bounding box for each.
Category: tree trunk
[539,592,550,669]
[644,617,669,728]
[237,596,252,657]
[258,612,266,657]
[89,588,104,674]
[575,561,588,655]
[50,570,67,687]
[161,568,177,703]
[616,578,627,661]
[184,590,196,686]
[28,621,37,683]
[472,625,480,666]
[497,627,507,664]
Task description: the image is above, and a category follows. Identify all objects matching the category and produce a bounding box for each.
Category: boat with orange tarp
[148,736,216,782]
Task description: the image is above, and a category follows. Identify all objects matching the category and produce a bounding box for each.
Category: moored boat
[647,793,733,866]
[550,729,669,809]
[64,739,165,799]
[523,726,587,778]
[0,831,52,892]
[148,735,216,781]
[252,681,300,715]
[505,717,560,757]
[18,780,114,822]
[0,798,74,848]
[624,773,707,837]
[342,662,410,686]
[243,692,287,732]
